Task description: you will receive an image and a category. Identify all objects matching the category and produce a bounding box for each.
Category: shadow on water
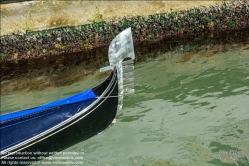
[1,29,249,95]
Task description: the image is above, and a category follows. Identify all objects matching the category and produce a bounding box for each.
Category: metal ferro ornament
[100,27,135,117]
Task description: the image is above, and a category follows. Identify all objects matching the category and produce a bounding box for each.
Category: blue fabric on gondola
[0,89,97,122]
[0,99,96,151]
[0,89,97,151]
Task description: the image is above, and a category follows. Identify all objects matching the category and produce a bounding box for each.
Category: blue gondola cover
[1,89,97,121]
[0,89,97,151]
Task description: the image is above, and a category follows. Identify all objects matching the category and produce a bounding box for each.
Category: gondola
[0,27,135,160]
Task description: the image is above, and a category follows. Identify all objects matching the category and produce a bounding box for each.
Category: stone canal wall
[1,1,224,35]
[1,0,248,62]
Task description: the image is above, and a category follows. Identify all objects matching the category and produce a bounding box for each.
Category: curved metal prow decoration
[100,27,135,117]
[100,27,135,95]
[100,27,135,72]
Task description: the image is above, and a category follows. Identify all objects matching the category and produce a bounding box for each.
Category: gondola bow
[0,27,135,159]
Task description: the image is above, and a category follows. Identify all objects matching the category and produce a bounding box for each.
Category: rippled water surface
[1,34,249,165]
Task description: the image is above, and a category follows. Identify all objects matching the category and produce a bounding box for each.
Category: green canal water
[1,33,249,166]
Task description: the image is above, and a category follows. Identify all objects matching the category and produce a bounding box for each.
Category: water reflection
[77,37,248,165]
[1,32,249,165]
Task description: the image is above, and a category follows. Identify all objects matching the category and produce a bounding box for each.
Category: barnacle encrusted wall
[1,1,248,62]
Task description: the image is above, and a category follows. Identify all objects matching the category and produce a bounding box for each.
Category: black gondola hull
[1,70,118,163]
